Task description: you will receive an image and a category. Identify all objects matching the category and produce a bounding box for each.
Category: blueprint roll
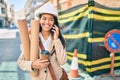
[30,20,39,76]
[17,19,30,60]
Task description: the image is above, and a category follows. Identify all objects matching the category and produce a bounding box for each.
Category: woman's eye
[42,18,46,20]
[50,19,54,21]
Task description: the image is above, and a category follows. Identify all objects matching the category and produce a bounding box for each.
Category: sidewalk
[0,61,31,80]
[62,63,120,80]
[0,62,120,80]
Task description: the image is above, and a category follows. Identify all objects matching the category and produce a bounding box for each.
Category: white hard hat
[36,2,58,18]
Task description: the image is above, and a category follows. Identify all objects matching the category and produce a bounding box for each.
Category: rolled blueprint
[30,20,39,76]
[17,19,30,60]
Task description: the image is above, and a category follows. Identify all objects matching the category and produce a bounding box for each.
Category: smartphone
[51,25,56,31]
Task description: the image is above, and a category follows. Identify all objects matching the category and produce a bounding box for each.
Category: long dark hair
[39,14,66,48]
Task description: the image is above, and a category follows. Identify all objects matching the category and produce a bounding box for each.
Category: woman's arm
[17,53,50,72]
[17,53,34,72]
[53,39,67,65]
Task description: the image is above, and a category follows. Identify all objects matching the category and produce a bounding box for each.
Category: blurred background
[0,0,120,80]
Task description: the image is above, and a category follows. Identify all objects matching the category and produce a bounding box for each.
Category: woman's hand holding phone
[51,25,59,40]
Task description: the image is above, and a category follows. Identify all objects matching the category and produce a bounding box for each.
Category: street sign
[104,29,120,53]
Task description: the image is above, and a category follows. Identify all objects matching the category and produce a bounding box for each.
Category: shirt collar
[39,33,51,50]
[39,33,51,42]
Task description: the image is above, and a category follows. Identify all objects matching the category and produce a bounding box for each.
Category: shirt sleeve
[53,39,67,65]
[17,53,34,72]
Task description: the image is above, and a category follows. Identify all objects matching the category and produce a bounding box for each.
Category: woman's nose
[45,20,49,24]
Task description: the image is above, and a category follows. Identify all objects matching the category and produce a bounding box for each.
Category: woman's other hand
[31,59,49,69]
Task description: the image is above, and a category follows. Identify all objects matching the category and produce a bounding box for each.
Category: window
[0,0,3,3]
[1,8,5,13]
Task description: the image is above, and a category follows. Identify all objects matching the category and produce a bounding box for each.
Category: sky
[8,0,27,12]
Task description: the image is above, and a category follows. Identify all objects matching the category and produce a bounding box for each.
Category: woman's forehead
[41,13,54,18]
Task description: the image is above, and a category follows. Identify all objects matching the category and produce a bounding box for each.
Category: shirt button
[45,70,47,73]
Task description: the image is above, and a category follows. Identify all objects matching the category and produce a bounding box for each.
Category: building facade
[7,4,14,27]
[0,0,15,28]
[57,0,120,10]
[24,0,45,24]
[0,0,7,28]
[23,0,120,23]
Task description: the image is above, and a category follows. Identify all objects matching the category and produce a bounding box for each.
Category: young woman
[17,3,67,80]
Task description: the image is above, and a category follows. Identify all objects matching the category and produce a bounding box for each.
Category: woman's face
[39,13,54,32]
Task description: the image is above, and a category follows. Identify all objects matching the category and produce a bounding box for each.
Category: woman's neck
[41,31,50,40]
